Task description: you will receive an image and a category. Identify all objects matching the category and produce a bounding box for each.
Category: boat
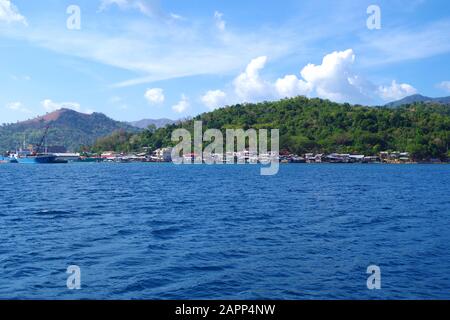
[15,153,60,164]
[0,155,18,164]
[13,124,68,164]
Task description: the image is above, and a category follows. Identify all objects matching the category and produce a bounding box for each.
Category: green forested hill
[92,97,450,160]
[0,108,139,152]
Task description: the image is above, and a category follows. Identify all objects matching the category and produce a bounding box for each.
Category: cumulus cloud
[0,0,27,25]
[437,81,450,93]
[378,80,417,101]
[275,75,312,98]
[201,90,227,110]
[232,51,371,104]
[300,49,372,104]
[41,99,81,112]
[214,11,226,31]
[299,49,417,104]
[206,49,417,106]
[233,56,271,102]
[144,88,165,104]
[172,94,189,113]
[6,101,30,113]
[232,57,311,102]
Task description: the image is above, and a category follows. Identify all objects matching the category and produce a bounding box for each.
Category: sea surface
[0,163,449,299]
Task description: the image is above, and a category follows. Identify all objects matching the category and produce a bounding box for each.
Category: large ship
[13,152,62,164]
[13,124,68,164]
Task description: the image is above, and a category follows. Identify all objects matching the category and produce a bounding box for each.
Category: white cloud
[99,0,155,16]
[214,11,226,31]
[6,101,30,113]
[172,95,189,113]
[437,81,450,93]
[2,11,292,89]
[0,0,27,25]
[144,88,165,104]
[378,80,417,101]
[233,56,271,102]
[0,1,446,95]
[275,75,312,98]
[41,99,81,112]
[358,20,450,67]
[232,51,376,104]
[232,51,371,104]
[201,90,227,110]
[206,50,417,106]
[170,13,184,21]
[296,49,417,104]
[300,49,372,104]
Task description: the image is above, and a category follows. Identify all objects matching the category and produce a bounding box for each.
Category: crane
[35,124,51,154]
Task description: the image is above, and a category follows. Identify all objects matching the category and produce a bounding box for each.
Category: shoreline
[2,161,448,165]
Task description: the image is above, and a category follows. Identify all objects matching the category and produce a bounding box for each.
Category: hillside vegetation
[0,108,138,152]
[90,97,450,160]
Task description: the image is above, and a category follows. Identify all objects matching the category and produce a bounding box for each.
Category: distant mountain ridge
[129,118,175,129]
[0,108,139,152]
[386,94,450,108]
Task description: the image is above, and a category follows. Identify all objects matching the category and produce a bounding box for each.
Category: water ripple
[0,163,449,299]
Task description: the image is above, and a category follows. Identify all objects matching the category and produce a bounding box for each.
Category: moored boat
[12,123,68,164]
[14,153,63,164]
[0,155,18,164]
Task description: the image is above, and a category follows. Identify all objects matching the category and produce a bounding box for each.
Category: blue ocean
[0,163,449,299]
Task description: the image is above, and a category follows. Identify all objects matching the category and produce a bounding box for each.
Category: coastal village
[2,146,443,164]
[94,149,442,164]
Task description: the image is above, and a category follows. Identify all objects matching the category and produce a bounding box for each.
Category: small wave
[35,210,74,217]
[151,226,182,239]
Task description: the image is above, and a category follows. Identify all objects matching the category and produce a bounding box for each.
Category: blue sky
[1,0,450,123]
